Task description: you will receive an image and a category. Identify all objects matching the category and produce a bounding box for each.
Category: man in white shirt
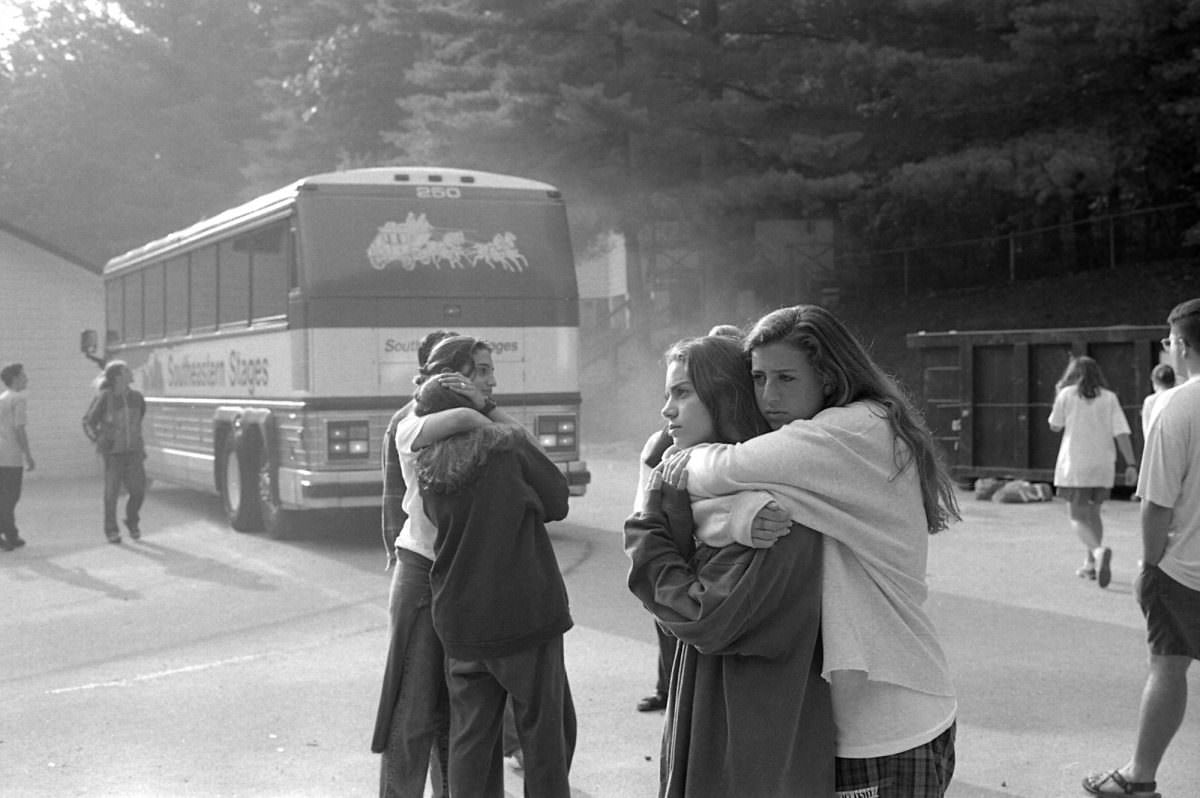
[0,362,35,551]
[1084,299,1200,798]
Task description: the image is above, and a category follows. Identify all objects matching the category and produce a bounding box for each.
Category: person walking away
[414,376,576,798]
[84,360,146,543]
[0,362,35,551]
[1083,299,1200,798]
[1140,363,1175,440]
[1048,356,1138,587]
[664,306,961,798]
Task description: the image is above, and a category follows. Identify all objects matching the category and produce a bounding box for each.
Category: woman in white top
[1048,356,1138,588]
[663,305,961,798]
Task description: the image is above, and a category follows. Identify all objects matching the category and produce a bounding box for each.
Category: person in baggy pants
[85,360,146,543]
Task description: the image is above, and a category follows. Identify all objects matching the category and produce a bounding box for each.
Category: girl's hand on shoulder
[660,448,691,488]
[750,501,791,548]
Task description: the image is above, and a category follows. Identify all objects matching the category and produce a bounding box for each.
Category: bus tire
[221,429,263,532]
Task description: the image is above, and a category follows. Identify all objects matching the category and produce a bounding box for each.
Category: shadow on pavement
[17,557,142,600]
[122,539,277,592]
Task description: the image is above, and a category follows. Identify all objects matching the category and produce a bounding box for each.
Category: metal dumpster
[905,325,1165,486]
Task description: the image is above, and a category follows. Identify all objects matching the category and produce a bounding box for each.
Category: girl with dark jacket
[414,377,575,798]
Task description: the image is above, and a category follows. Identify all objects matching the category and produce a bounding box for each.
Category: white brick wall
[0,230,105,478]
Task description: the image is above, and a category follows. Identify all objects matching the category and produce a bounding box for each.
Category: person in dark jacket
[373,334,519,797]
[84,360,147,543]
[624,334,835,797]
[414,377,575,798]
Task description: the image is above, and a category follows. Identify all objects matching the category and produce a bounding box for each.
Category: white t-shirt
[0,390,28,468]
[1137,376,1200,591]
[1141,392,1163,438]
[1049,387,1130,487]
[392,411,438,561]
[830,671,958,758]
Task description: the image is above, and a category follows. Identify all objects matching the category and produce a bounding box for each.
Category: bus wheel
[221,431,263,532]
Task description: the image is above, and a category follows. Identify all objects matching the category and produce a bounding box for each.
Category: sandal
[1082,769,1160,797]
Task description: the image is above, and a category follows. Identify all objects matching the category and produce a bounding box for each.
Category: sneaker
[1095,547,1113,589]
[106,531,121,544]
[1076,565,1097,580]
[9,536,25,549]
[125,521,141,541]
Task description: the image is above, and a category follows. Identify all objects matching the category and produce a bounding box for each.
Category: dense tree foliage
[0,0,280,259]
[0,0,1195,309]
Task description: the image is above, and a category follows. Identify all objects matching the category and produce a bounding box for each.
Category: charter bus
[83,167,590,537]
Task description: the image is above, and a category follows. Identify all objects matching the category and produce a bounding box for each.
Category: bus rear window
[300,195,577,300]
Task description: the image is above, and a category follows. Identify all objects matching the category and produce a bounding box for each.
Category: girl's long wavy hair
[746,305,960,534]
[1055,355,1107,400]
[412,351,515,495]
[665,336,770,444]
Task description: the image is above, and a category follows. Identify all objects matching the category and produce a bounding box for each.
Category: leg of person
[502,697,523,769]
[102,455,122,543]
[124,453,146,539]
[1067,493,1101,577]
[1081,657,1181,798]
[497,636,575,798]
[1090,497,1113,588]
[835,723,956,798]
[445,656,508,798]
[1085,564,1199,797]
[0,466,22,549]
[379,552,450,798]
[638,622,673,712]
[1128,655,1190,779]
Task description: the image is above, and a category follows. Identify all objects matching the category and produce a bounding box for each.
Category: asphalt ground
[3,449,1199,797]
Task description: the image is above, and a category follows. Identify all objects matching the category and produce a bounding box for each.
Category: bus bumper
[280,460,591,507]
[280,468,382,510]
[564,460,590,497]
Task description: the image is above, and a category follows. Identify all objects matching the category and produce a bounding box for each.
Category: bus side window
[249,221,289,321]
[165,255,189,335]
[106,279,123,345]
[123,269,144,342]
[190,245,218,333]
[219,240,250,327]
[144,262,165,340]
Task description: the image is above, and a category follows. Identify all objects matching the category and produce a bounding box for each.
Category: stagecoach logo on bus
[367,212,529,272]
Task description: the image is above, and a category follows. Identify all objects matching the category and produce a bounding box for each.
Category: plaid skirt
[835,722,956,798]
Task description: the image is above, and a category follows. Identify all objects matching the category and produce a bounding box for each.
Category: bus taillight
[536,415,577,453]
[328,420,371,460]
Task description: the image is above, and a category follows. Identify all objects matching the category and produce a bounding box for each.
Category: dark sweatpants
[103,452,145,535]
[446,635,576,798]
[0,466,23,543]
